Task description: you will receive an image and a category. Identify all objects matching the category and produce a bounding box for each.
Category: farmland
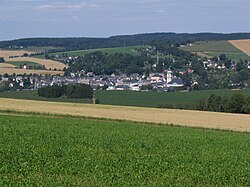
[0,49,67,75]
[0,89,249,108]
[34,46,147,58]
[0,98,249,132]
[0,90,92,104]
[182,41,250,60]
[95,89,250,108]
[6,57,67,70]
[0,68,64,76]
[229,39,250,56]
[5,61,40,67]
[0,113,249,186]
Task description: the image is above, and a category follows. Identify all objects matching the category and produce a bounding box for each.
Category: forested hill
[1,32,250,51]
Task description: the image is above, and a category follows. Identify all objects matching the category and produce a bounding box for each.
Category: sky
[0,0,250,41]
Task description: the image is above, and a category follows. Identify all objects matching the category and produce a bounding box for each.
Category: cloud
[37,2,98,11]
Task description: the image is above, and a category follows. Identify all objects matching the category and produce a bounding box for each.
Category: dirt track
[0,98,249,132]
[229,39,250,56]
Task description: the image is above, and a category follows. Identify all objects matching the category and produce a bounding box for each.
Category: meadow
[0,90,92,104]
[0,89,249,108]
[34,46,147,58]
[5,61,40,67]
[182,41,250,61]
[0,114,249,186]
[95,89,250,108]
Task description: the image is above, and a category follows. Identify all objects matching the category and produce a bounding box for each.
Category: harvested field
[0,68,63,75]
[6,57,67,70]
[229,39,250,56]
[0,49,32,58]
[0,98,249,132]
[0,63,16,68]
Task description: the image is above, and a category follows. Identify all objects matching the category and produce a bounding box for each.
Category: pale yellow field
[6,57,67,70]
[0,68,64,76]
[0,49,32,58]
[229,39,250,56]
[0,49,67,70]
[0,63,16,68]
[0,98,249,132]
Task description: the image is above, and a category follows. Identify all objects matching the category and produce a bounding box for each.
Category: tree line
[158,93,250,114]
[1,33,250,51]
[38,84,93,99]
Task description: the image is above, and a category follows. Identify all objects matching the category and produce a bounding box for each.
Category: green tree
[0,57,5,63]
[228,94,245,113]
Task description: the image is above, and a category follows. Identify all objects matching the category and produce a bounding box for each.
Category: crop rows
[0,114,249,186]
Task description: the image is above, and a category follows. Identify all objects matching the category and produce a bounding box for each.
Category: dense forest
[1,32,250,52]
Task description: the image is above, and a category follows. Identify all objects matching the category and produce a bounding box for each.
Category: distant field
[96,89,250,108]
[35,46,147,58]
[5,61,40,67]
[229,39,250,56]
[0,63,16,68]
[0,68,64,76]
[1,89,249,108]
[0,49,32,58]
[0,90,92,103]
[6,57,67,70]
[1,114,249,186]
[183,41,250,60]
[0,98,250,132]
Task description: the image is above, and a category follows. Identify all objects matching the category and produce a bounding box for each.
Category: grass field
[95,89,250,108]
[182,41,250,60]
[0,98,249,132]
[0,113,249,186]
[1,89,249,108]
[5,61,40,67]
[34,46,147,58]
[0,90,92,103]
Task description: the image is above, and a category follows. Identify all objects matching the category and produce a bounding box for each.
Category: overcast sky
[0,0,250,41]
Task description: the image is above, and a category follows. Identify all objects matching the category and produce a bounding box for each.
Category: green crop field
[182,41,250,61]
[0,114,249,186]
[0,89,249,108]
[0,90,92,104]
[34,46,147,58]
[5,61,41,67]
[95,89,250,107]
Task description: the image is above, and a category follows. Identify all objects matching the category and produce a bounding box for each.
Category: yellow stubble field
[0,98,249,132]
[229,39,250,56]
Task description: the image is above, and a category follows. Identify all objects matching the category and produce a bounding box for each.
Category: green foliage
[0,114,250,186]
[0,57,5,63]
[0,90,93,103]
[38,84,93,99]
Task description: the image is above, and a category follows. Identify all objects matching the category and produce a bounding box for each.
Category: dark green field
[0,114,249,186]
[6,61,40,67]
[35,46,147,58]
[182,41,250,61]
[96,89,250,107]
[0,90,92,104]
[0,89,249,107]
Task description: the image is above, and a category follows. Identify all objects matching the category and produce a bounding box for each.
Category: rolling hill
[182,40,250,61]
